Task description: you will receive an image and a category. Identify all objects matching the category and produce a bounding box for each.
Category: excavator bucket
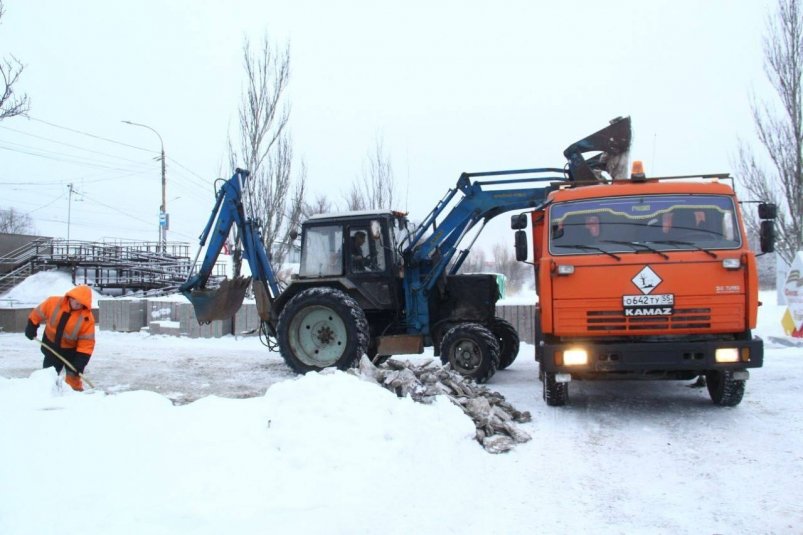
[563,116,632,183]
[182,277,251,324]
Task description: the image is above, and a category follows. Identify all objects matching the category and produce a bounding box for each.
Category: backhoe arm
[180,169,281,323]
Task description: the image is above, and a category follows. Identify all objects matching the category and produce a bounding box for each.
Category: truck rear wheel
[439,323,500,384]
[490,318,519,370]
[705,370,745,407]
[277,287,369,374]
[543,372,568,406]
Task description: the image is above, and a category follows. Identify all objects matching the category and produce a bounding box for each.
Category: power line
[21,191,67,216]
[20,115,212,190]
[0,142,153,171]
[27,115,153,153]
[0,124,151,165]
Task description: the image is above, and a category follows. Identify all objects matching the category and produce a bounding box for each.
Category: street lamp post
[122,120,167,253]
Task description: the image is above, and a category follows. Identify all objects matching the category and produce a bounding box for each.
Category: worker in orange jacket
[24,285,96,391]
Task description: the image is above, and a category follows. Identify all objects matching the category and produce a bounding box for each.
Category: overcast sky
[0,0,775,249]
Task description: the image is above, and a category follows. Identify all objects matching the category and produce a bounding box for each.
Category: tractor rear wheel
[277,287,369,374]
[439,323,500,384]
[490,318,520,370]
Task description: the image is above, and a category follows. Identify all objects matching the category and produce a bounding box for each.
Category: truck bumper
[541,336,763,379]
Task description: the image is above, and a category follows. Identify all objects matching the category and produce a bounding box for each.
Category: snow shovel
[33,338,96,389]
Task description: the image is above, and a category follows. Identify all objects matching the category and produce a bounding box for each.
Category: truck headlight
[563,348,588,366]
[722,258,741,270]
[715,348,739,363]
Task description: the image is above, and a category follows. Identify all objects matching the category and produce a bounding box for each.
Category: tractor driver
[351,231,368,271]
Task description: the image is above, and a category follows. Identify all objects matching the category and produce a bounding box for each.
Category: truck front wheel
[543,372,568,406]
[705,370,745,407]
[439,323,500,384]
[277,288,369,374]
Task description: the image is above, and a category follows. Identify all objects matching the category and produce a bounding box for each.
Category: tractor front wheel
[439,323,500,384]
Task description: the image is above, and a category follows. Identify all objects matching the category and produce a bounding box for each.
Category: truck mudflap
[541,336,763,378]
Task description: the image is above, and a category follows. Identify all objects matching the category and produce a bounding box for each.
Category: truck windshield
[549,194,741,255]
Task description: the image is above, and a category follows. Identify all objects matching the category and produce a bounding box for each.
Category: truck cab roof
[549,177,736,203]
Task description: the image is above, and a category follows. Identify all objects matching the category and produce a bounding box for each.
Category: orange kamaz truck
[513,119,777,406]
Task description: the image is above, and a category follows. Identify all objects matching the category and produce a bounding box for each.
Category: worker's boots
[65,374,84,392]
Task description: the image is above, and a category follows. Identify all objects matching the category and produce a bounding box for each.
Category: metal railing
[0,238,226,296]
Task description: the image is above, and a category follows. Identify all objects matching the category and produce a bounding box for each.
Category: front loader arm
[402,169,566,334]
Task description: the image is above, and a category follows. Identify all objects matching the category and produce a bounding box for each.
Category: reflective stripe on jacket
[28,285,95,355]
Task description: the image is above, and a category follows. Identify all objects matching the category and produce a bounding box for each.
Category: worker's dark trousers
[40,336,88,375]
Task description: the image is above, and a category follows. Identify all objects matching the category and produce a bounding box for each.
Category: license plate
[622,294,674,307]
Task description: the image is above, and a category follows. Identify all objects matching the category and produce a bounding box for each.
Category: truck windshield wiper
[558,244,621,261]
[600,240,669,260]
[645,240,718,258]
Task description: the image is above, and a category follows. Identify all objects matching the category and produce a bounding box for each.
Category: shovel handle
[33,338,96,389]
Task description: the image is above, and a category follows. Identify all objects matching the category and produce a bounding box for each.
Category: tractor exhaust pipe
[563,116,632,183]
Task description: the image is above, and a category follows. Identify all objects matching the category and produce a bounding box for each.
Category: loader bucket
[563,116,632,183]
[182,277,251,324]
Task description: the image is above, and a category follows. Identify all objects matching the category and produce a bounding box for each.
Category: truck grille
[587,308,711,331]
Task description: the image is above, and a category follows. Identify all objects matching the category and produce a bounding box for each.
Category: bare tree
[229,34,306,268]
[0,2,30,120]
[736,0,803,265]
[459,247,487,274]
[302,193,334,219]
[490,243,531,294]
[0,207,34,234]
[344,136,396,210]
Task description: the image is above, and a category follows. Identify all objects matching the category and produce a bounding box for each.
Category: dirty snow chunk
[350,356,532,453]
[481,434,516,454]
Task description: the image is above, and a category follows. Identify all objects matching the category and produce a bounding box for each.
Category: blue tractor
[180,117,631,383]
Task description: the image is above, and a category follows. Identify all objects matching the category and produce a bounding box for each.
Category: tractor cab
[298,210,407,279]
[290,210,408,312]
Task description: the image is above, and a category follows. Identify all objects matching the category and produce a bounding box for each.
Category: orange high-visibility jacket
[28,285,96,355]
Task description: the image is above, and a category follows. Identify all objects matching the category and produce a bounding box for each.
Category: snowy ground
[0,292,802,534]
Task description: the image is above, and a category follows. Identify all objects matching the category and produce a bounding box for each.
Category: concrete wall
[0,307,99,333]
[0,308,33,333]
[2,299,535,341]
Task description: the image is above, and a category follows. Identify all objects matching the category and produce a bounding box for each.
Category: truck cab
[525,174,775,406]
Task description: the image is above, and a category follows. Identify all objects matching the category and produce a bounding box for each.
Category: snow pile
[352,356,532,453]
[0,270,104,307]
[0,367,488,534]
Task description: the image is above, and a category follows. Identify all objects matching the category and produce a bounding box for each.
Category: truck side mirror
[511,213,528,230]
[760,219,776,253]
[514,230,528,261]
[758,202,777,220]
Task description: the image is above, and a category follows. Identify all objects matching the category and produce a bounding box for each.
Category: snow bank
[0,368,488,534]
[0,270,104,308]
